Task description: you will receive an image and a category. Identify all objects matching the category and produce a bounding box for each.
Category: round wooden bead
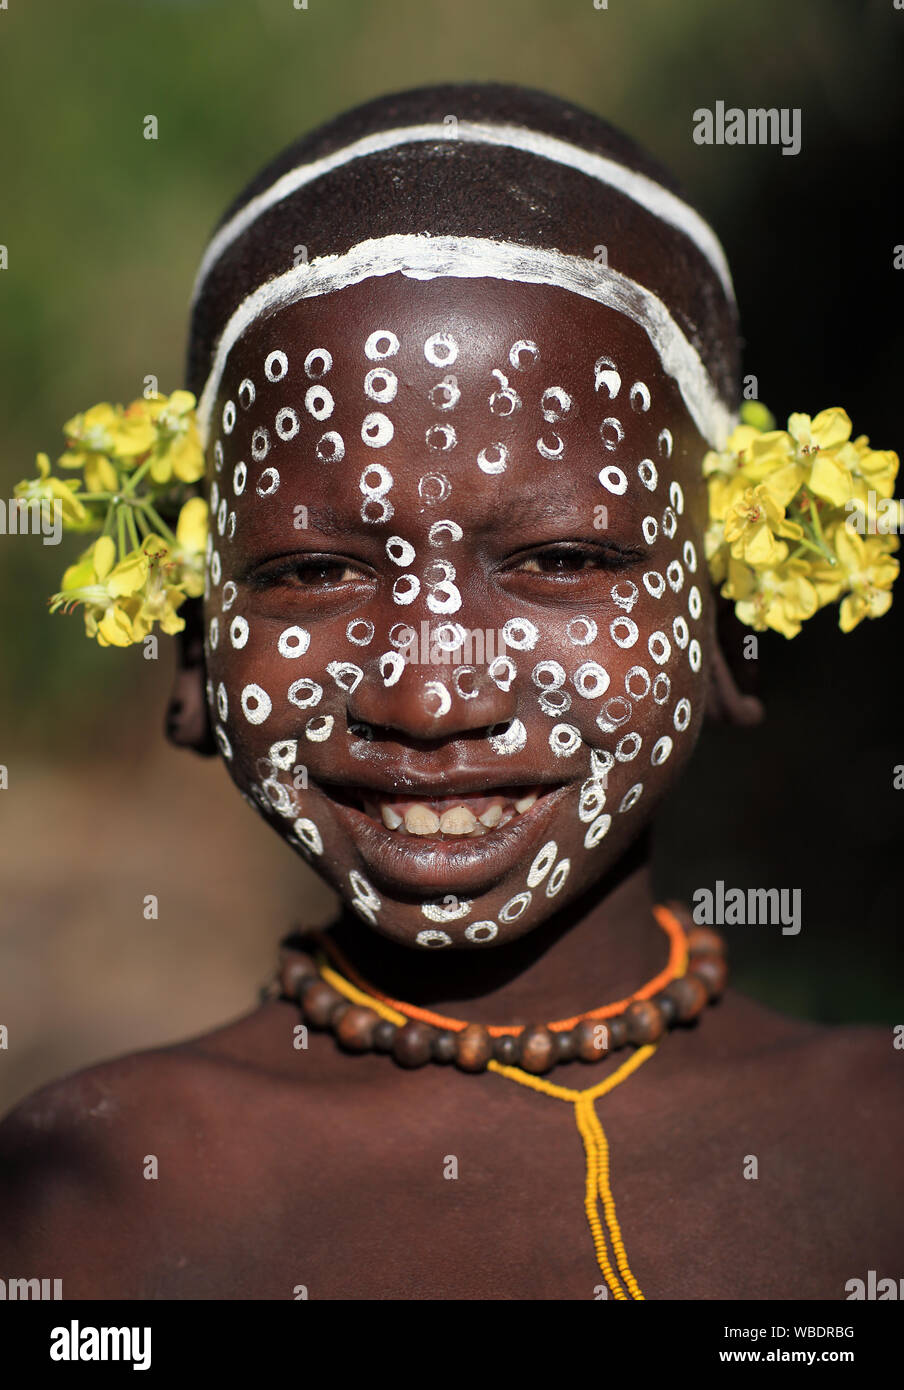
[335,1004,379,1052]
[493,1033,520,1065]
[372,1019,397,1052]
[279,950,318,999]
[608,1016,628,1050]
[518,1024,556,1074]
[656,992,677,1025]
[574,1018,611,1062]
[686,927,725,956]
[624,999,664,1045]
[300,979,344,1028]
[431,1030,458,1063]
[690,954,728,999]
[554,1028,576,1062]
[392,1020,434,1068]
[455,1023,493,1073]
[663,974,708,1022]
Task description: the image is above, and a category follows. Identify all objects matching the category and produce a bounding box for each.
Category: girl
[2,83,900,1300]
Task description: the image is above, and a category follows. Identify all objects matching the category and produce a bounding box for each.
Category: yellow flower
[788,407,853,453]
[723,484,803,567]
[137,391,204,484]
[849,437,899,500]
[58,402,157,492]
[170,497,208,597]
[13,452,90,527]
[832,527,899,632]
[723,556,819,639]
[51,534,150,646]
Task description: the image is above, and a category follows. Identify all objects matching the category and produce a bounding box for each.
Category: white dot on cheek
[229,616,249,648]
[241,684,271,724]
[278,626,310,658]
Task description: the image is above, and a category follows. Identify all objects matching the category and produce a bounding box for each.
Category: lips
[320,779,571,894]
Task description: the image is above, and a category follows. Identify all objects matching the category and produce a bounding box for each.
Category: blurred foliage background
[1,0,902,1112]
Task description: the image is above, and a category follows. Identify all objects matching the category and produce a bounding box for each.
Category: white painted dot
[424,333,458,366]
[305,714,334,742]
[527,841,558,887]
[305,386,334,421]
[364,368,397,403]
[361,412,393,448]
[616,733,642,761]
[599,465,627,494]
[256,467,280,497]
[651,736,673,766]
[238,379,255,409]
[316,431,345,462]
[304,348,332,379]
[278,626,310,658]
[584,814,612,848]
[233,461,247,495]
[230,615,249,648]
[288,678,322,708]
[674,698,692,731]
[241,683,271,724]
[600,417,624,450]
[275,408,299,441]
[610,617,638,649]
[222,400,236,434]
[688,639,702,672]
[265,351,288,381]
[365,331,399,360]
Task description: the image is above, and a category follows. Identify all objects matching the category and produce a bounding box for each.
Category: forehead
[208,276,704,538]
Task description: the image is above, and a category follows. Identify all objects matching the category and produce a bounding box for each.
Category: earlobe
[165,598,218,755]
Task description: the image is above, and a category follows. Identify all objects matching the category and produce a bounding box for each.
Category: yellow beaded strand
[314,949,685,1300]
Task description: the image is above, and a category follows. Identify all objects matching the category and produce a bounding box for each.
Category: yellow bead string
[315,941,689,1300]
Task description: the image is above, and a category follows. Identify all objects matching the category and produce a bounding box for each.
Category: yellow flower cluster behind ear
[14,392,208,647]
[704,404,901,637]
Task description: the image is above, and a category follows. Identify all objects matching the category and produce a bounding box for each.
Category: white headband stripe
[191,120,735,306]
[197,234,736,451]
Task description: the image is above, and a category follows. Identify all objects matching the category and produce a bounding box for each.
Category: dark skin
[1,278,900,1300]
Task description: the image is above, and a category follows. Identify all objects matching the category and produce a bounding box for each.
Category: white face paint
[202,279,710,953]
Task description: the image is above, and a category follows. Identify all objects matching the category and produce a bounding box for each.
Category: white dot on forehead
[361,412,393,448]
[304,348,332,378]
[630,382,651,412]
[600,465,627,495]
[265,350,288,381]
[600,417,624,450]
[477,443,507,475]
[365,330,399,360]
[426,424,456,452]
[364,368,397,403]
[594,356,621,398]
[222,400,236,434]
[424,332,458,366]
[305,386,334,421]
[251,427,269,461]
[429,377,460,410]
[233,461,246,495]
[537,433,564,460]
[238,379,255,409]
[658,428,673,458]
[276,407,299,440]
[541,387,572,421]
[509,339,539,370]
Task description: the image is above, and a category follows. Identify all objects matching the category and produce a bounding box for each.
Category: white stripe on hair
[191,121,735,306]
[197,234,736,451]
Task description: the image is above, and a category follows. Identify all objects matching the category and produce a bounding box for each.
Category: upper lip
[317,774,563,798]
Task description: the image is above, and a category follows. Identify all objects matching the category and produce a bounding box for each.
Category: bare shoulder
[0,1001,306,1297]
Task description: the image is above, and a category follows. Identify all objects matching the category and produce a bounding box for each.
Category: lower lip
[325,785,572,895]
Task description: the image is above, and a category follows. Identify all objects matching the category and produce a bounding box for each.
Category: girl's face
[202,276,712,949]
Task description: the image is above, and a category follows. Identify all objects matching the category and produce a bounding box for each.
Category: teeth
[404,804,441,836]
[380,804,404,830]
[439,805,478,835]
[498,809,515,827]
[478,804,503,828]
[514,793,538,813]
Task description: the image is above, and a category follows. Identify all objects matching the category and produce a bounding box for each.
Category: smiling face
[201,275,713,950]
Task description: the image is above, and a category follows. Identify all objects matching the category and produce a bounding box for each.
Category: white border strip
[191,120,735,306]
[197,234,736,451]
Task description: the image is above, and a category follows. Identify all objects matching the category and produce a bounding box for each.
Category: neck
[321,834,670,1026]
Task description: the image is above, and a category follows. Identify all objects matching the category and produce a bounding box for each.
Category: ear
[165,597,218,755]
[706,599,766,726]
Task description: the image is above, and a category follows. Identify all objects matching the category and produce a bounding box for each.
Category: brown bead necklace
[276,903,727,1076]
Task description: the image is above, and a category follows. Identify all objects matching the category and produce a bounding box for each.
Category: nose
[347,650,518,741]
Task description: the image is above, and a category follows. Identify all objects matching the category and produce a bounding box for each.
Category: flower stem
[124,507,141,552]
[139,500,178,543]
[117,506,127,562]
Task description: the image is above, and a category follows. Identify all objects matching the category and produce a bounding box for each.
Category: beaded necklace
[276,905,727,1300]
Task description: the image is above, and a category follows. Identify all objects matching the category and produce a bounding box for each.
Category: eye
[508,543,643,578]
[248,555,371,590]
